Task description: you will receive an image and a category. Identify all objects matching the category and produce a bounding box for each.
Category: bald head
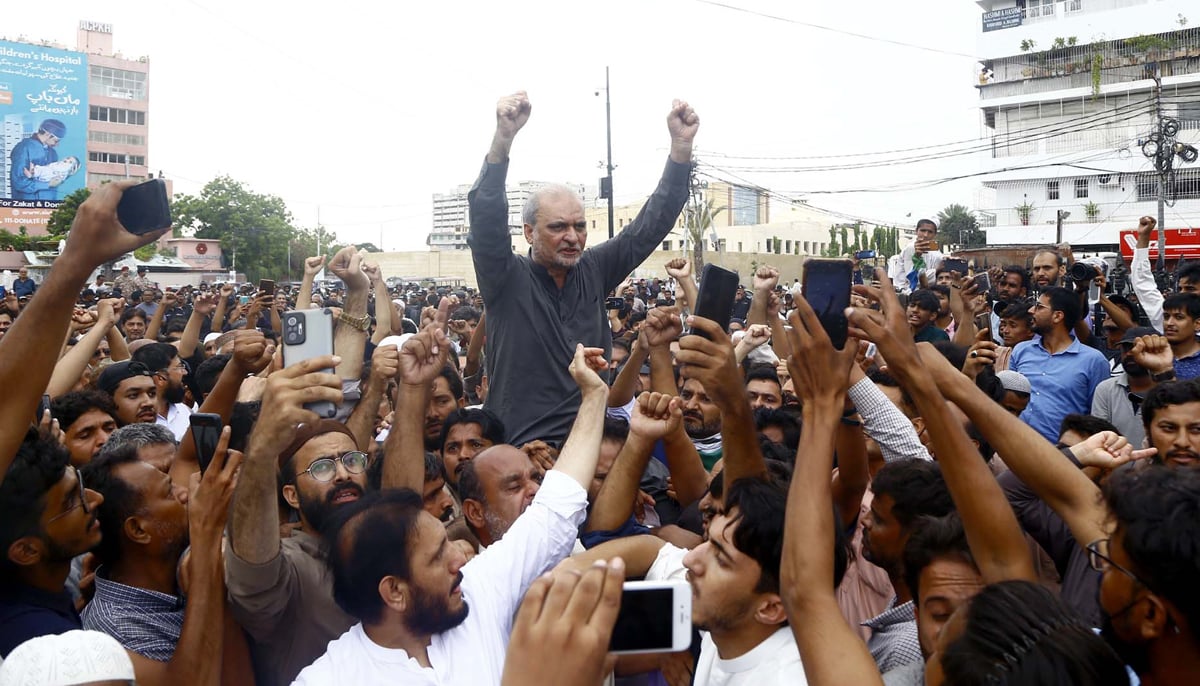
[459,444,542,547]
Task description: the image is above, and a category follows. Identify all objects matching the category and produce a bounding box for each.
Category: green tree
[46,187,91,236]
[936,204,984,249]
[172,176,327,281]
[682,198,725,275]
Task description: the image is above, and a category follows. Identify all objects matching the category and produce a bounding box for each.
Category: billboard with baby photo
[0,40,89,233]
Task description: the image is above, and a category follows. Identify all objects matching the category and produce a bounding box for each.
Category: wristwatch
[337,311,371,332]
[1151,368,1177,383]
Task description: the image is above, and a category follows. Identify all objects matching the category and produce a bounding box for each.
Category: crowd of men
[0,91,1196,686]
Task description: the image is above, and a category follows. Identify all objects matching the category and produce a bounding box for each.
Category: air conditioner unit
[1098,174,1120,187]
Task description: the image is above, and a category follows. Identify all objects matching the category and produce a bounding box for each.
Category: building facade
[78,22,151,189]
[974,0,1200,253]
[430,180,593,250]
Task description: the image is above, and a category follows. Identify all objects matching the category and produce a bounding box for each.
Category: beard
[405,572,470,635]
[684,413,721,439]
[1099,613,1151,675]
[164,381,186,405]
[298,482,364,531]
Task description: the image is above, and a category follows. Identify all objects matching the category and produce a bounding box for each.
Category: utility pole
[1056,209,1069,244]
[598,67,615,240]
[1154,64,1167,275]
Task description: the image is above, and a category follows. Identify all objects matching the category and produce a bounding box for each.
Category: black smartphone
[971,272,991,294]
[605,297,624,310]
[801,258,853,350]
[116,179,172,236]
[855,249,877,260]
[259,279,275,296]
[692,264,740,338]
[37,394,51,422]
[943,258,969,276]
[190,413,224,474]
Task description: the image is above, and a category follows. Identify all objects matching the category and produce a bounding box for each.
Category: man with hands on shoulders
[467,90,699,447]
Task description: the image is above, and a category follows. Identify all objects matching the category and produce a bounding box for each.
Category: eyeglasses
[299,451,369,482]
[48,467,91,522]
[1087,538,1151,588]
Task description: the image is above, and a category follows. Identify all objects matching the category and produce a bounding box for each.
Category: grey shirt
[467,158,689,445]
[1091,373,1147,448]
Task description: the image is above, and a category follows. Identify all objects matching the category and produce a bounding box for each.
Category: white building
[429,180,594,251]
[973,0,1200,253]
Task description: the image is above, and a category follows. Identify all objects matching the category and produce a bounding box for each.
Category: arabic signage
[982,7,1023,32]
[1119,228,1200,260]
[0,40,89,231]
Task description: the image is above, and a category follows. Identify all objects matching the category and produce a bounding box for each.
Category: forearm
[1098,297,1135,331]
[831,422,869,530]
[678,279,698,316]
[170,366,243,485]
[1131,247,1163,329]
[552,388,607,489]
[649,346,677,396]
[229,441,282,564]
[146,305,166,340]
[296,277,314,311]
[718,401,766,485]
[0,257,89,477]
[586,433,654,532]
[847,374,929,462]
[746,291,769,327]
[663,428,708,507]
[371,285,391,344]
[609,343,649,408]
[211,299,227,331]
[487,131,514,165]
[48,321,112,398]
[951,303,978,347]
[269,307,282,338]
[178,310,205,359]
[381,384,427,491]
[905,374,1035,582]
[463,312,486,377]
[335,287,368,379]
[347,374,385,451]
[767,314,791,360]
[106,326,130,362]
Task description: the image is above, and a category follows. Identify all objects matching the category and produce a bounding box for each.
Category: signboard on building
[0,40,89,233]
[1119,228,1200,260]
[982,7,1023,32]
[79,20,113,34]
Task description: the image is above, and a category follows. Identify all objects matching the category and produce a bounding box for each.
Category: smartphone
[605,297,624,310]
[971,272,991,294]
[855,249,877,260]
[239,295,251,305]
[943,258,969,276]
[927,240,940,252]
[801,258,853,350]
[189,413,223,474]
[609,580,692,655]
[281,309,337,418]
[37,394,51,422]
[259,279,275,296]
[116,179,172,235]
[692,264,740,337]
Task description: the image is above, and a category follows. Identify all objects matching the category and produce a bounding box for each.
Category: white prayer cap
[0,630,135,685]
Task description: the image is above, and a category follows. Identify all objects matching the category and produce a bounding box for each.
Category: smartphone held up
[801,259,853,350]
[117,179,172,236]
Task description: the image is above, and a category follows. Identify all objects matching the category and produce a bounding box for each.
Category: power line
[678,0,977,59]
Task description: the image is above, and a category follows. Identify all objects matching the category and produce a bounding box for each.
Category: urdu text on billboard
[0,40,89,232]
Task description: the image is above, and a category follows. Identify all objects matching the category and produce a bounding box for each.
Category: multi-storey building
[78,22,150,189]
[973,0,1200,257]
[429,180,592,250]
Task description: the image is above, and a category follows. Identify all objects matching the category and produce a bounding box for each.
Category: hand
[629,391,683,441]
[220,283,235,298]
[162,290,179,308]
[71,308,97,331]
[739,323,771,350]
[251,354,343,458]
[191,292,218,317]
[642,306,683,347]
[569,344,608,396]
[48,177,62,188]
[37,409,62,444]
[845,269,924,387]
[398,326,449,387]
[60,181,171,274]
[371,344,400,383]
[765,292,782,319]
[666,99,700,161]
[495,91,532,141]
[1069,430,1156,470]
[664,258,691,281]
[420,305,439,330]
[1130,334,1174,375]
[361,261,382,284]
[962,329,998,379]
[501,559,624,686]
[23,162,34,179]
[448,318,471,336]
[187,426,243,544]
[677,316,745,410]
[231,329,275,375]
[521,440,558,472]
[784,294,858,407]
[327,246,368,291]
[96,298,122,326]
[75,553,98,613]
[1137,215,1157,243]
[304,255,325,278]
[752,265,779,293]
[659,651,696,686]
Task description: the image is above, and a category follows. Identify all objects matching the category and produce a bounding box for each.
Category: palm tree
[683,197,726,275]
[936,204,983,249]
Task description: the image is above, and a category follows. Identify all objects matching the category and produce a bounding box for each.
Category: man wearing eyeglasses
[0,435,104,657]
[9,119,67,201]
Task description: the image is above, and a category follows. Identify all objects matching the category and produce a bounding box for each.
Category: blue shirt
[1175,349,1200,381]
[82,568,184,661]
[1011,334,1111,442]
[0,583,80,657]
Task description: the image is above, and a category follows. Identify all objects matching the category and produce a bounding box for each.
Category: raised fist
[495,91,531,140]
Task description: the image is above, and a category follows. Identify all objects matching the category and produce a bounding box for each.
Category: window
[87,130,145,146]
[785,240,792,253]
[737,242,743,252]
[591,220,596,229]
[804,241,810,253]
[730,186,760,226]
[1075,178,1089,199]
[88,106,146,126]
[89,65,147,100]
[88,152,145,166]
[662,241,671,251]
[1137,174,1158,201]
[1047,180,1060,200]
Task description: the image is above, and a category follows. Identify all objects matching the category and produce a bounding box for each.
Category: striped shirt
[82,569,184,661]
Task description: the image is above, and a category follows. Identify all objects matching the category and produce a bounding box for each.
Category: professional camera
[1069,258,1108,282]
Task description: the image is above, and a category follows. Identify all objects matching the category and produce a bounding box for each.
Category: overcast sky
[7,0,986,250]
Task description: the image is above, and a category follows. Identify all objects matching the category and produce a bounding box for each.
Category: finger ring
[970,351,978,358]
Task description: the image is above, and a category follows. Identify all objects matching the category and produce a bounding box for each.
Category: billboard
[1118,227,1200,260]
[0,40,89,232]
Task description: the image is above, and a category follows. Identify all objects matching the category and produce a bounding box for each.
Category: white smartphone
[281,308,337,419]
[609,580,692,655]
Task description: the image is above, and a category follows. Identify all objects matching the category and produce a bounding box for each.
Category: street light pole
[601,67,615,240]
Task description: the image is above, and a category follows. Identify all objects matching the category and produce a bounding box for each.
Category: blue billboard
[0,40,89,231]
